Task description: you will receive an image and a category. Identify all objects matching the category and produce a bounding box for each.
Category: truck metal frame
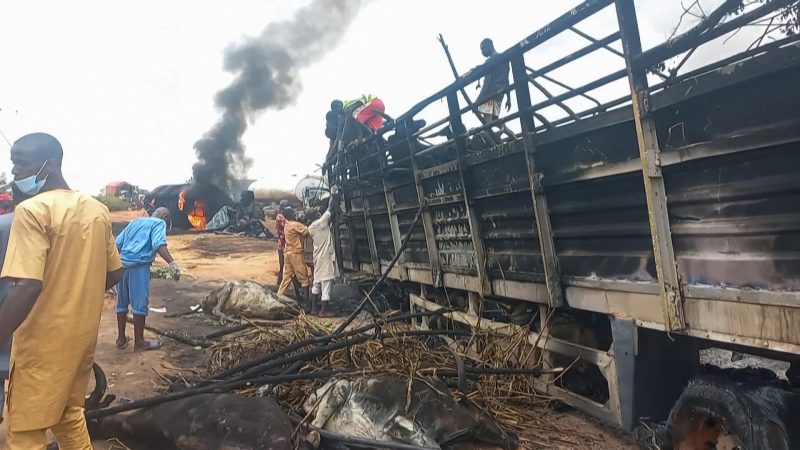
[326,0,800,431]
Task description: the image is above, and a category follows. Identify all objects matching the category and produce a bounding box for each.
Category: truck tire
[667,376,794,450]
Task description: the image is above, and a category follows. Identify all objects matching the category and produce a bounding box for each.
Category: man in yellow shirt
[0,133,124,449]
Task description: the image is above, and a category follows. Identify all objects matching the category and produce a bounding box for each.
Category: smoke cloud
[193,0,368,189]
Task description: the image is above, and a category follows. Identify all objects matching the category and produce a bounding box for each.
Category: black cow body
[91,394,305,450]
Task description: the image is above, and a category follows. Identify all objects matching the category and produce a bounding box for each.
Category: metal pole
[510,54,565,307]
[407,124,443,287]
[615,0,686,331]
[446,92,491,297]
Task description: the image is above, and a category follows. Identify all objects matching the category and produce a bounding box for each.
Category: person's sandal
[116,336,129,350]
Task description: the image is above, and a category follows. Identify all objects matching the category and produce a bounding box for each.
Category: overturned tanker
[325,0,800,448]
[142,183,232,230]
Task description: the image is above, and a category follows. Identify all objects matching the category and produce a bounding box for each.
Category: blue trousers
[116,264,151,316]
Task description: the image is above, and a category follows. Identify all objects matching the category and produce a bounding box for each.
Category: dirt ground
[0,211,637,449]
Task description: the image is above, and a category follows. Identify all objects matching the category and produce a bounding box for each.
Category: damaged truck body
[326,0,800,447]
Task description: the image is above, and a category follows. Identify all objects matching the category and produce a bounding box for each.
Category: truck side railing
[331,0,799,321]
[327,1,800,428]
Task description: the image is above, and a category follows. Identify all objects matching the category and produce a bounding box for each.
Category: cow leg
[385,415,441,449]
[308,380,351,429]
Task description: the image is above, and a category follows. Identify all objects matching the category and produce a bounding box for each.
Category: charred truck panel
[325,0,800,445]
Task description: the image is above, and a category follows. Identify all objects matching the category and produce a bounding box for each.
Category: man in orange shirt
[276,208,310,300]
[275,200,290,285]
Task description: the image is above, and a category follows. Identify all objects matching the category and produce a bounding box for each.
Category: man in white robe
[307,190,338,317]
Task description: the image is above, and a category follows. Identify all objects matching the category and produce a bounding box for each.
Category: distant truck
[103,181,142,210]
[294,175,329,209]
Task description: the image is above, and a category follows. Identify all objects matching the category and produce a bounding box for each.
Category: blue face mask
[14,161,49,196]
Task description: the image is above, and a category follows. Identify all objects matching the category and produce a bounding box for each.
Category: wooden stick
[204,323,253,339]
[126,316,209,348]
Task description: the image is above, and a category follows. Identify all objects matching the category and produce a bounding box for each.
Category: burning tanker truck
[142,182,232,231]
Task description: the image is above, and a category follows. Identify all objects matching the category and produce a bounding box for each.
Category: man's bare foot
[318,309,335,318]
[134,339,163,352]
[116,336,129,350]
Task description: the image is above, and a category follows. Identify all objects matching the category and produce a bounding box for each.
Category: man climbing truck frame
[324,0,800,448]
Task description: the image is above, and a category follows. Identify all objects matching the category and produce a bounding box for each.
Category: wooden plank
[447,92,491,297]
[355,160,381,275]
[542,119,800,188]
[382,187,407,281]
[416,160,459,180]
[339,180,361,271]
[685,285,800,309]
[409,294,613,366]
[424,194,464,207]
[375,137,408,281]
[616,0,685,331]
[408,132,443,287]
[510,54,565,307]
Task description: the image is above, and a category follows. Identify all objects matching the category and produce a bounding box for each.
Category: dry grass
[201,311,608,449]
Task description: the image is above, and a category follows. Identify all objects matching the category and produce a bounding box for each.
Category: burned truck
[325,0,800,447]
[142,183,231,230]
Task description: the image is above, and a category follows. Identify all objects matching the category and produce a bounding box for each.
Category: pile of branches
[201,311,605,449]
[86,300,607,448]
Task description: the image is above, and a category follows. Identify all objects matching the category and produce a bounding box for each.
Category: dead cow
[304,375,518,449]
[91,393,307,450]
[203,280,299,321]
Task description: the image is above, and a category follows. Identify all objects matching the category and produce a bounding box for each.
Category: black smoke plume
[193,0,368,189]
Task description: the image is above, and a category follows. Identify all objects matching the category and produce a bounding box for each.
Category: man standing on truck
[337,95,392,151]
[277,208,311,301]
[307,189,338,317]
[0,132,124,449]
[326,100,344,147]
[476,38,511,122]
[114,207,180,351]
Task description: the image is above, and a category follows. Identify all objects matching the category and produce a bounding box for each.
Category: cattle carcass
[91,393,306,450]
[203,280,299,321]
[304,375,518,450]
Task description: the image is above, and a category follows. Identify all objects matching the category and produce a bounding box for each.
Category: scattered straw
[194,310,606,449]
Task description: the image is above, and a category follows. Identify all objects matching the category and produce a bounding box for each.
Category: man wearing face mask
[0,133,124,449]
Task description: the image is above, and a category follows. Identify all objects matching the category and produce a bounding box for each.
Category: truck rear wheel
[667,376,789,450]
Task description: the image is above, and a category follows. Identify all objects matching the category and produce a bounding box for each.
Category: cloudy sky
[0,0,763,194]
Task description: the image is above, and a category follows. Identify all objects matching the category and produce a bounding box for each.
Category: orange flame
[187,199,206,230]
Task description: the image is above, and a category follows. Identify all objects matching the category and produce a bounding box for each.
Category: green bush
[94,195,129,212]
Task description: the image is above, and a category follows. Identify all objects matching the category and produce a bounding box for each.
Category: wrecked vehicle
[203,280,300,321]
[205,190,274,238]
[142,182,232,230]
[304,375,518,449]
[325,0,800,447]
